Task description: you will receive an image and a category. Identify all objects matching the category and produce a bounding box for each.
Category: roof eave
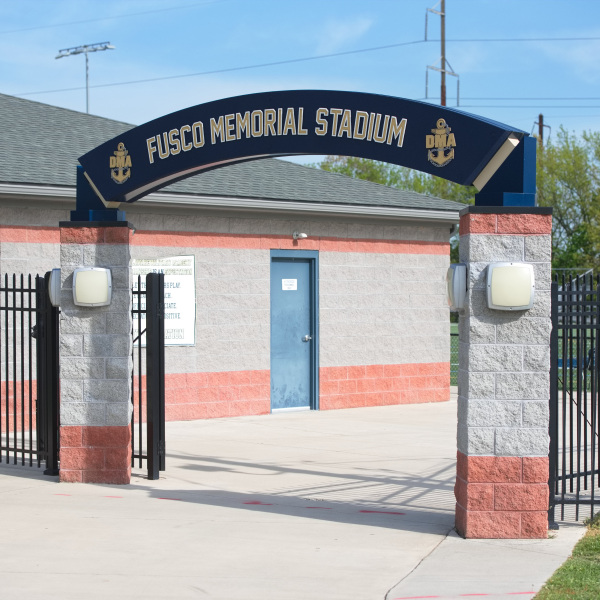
[0,183,460,225]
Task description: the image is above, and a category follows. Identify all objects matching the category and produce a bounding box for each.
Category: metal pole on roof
[55,42,114,113]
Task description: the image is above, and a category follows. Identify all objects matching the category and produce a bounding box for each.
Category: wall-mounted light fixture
[72,267,112,307]
[48,268,61,307]
[293,231,308,240]
[487,262,535,311]
[446,263,467,311]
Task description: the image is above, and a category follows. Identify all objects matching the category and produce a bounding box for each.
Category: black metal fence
[549,274,600,523]
[1,272,59,473]
[132,272,165,480]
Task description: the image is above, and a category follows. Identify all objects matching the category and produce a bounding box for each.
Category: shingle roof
[0,93,463,213]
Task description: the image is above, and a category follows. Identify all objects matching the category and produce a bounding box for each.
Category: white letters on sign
[282,279,298,291]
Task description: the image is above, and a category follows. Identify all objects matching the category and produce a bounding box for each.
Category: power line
[14,39,426,97]
[0,1,225,35]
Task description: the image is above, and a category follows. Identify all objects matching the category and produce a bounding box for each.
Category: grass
[535,514,600,599]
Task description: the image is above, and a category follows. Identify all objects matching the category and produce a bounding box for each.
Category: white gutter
[0,183,460,224]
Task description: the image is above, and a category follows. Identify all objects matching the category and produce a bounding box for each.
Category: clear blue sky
[2,0,600,158]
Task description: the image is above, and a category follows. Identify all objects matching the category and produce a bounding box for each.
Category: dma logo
[426,118,456,168]
[109,142,132,184]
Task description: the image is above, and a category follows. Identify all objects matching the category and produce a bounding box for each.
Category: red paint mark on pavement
[360,510,406,515]
[53,493,71,496]
[243,501,273,505]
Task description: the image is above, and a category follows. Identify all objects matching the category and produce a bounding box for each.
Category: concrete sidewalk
[0,397,585,600]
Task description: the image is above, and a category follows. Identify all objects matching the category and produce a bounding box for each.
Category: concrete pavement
[0,396,586,599]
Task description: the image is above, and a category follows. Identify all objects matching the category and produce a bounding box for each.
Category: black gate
[1,272,59,474]
[132,272,165,480]
[549,274,600,523]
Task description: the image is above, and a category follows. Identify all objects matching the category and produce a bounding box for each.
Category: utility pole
[426,1,458,106]
[440,0,446,107]
[56,42,114,113]
[534,114,551,147]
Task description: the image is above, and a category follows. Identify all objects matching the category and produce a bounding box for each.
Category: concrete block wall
[0,201,453,423]
[58,223,133,483]
[127,207,452,416]
[455,207,552,539]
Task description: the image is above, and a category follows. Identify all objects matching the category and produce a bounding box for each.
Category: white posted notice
[132,255,196,346]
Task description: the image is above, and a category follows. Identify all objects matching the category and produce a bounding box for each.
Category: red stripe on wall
[1,226,448,255]
[319,362,450,410]
[131,230,449,255]
[133,363,450,423]
[0,225,60,244]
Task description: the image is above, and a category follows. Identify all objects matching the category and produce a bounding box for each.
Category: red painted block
[522,457,549,483]
[61,227,105,245]
[82,470,131,484]
[454,478,494,511]
[207,371,230,387]
[28,228,61,244]
[103,228,130,244]
[456,506,522,539]
[250,370,270,384]
[185,372,208,388]
[365,364,384,378]
[457,453,522,483]
[521,511,549,538]
[104,446,132,470]
[320,380,340,395]
[460,213,497,235]
[347,365,366,379]
[60,447,105,471]
[496,214,552,235]
[60,426,83,448]
[183,403,209,420]
[206,402,229,418]
[82,425,131,448]
[494,483,549,511]
[60,470,83,483]
[339,379,357,394]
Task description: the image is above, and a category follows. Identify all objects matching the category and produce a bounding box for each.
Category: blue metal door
[270,256,315,410]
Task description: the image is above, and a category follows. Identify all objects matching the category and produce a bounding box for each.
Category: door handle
[302,335,312,342]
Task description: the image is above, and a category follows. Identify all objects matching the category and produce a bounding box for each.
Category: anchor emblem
[426,118,456,168]
[109,142,132,184]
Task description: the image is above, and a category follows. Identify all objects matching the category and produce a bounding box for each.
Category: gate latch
[302,335,312,342]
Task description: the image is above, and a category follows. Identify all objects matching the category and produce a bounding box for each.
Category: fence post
[548,280,559,528]
[146,272,165,480]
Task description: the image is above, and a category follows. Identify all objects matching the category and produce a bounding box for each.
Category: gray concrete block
[495,428,549,456]
[468,262,488,290]
[532,262,552,291]
[106,312,132,334]
[525,235,552,262]
[84,379,130,403]
[82,244,130,267]
[522,401,550,428]
[467,235,525,262]
[457,425,495,455]
[106,356,133,380]
[83,334,130,358]
[523,345,550,372]
[60,312,106,334]
[458,369,495,399]
[496,318,552,345]
[110,267,131,290]
[105,400,133,426]
[467,344,523,372]
[61,357,106,380]
[466,319,496,344]
[60,380,83,403]
[60,245,83,266]
[60,402,106,426]
[59,334,83,357]
[459,397,522,427]
[495,372,549,400]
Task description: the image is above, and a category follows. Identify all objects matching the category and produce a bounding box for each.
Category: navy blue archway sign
[75,90,536,220]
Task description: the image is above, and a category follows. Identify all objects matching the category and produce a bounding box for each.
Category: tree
[536,128,600,273]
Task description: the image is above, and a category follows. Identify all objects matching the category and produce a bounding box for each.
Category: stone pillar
[58,222,133,484]
[455,206,552,538]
